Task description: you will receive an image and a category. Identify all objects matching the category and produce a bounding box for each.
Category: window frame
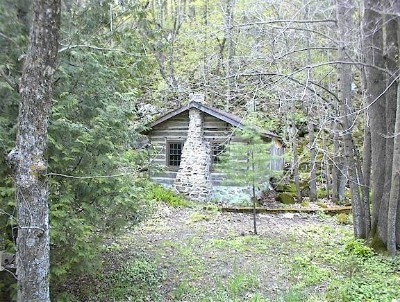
[166,141,183,169]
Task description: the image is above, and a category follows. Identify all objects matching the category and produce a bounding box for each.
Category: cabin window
[167,142,183,167]
[212,143,225,164]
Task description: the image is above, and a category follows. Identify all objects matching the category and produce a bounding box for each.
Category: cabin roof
[146,101,280,139]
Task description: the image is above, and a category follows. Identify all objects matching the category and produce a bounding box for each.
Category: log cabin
[143,94,284,203]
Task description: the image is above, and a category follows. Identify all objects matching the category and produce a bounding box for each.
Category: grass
[148,184,191,207]
[69,206,400,302]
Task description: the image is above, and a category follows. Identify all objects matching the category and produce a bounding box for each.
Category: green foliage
[336,213,351,225]
[216,121,281,203]
[48,1,157,298]
[344,239,375,258]
[149,184,190,207]
[300,200,310,207]
[189,212,211,222]
[98,257,163,301]
[285,227,400,302]
[0,2,31,299]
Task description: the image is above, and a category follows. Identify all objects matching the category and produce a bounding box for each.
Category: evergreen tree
[217,123,281,234]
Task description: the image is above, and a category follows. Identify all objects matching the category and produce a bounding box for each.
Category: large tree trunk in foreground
[7,0,61,301]
[363,0,387,247]
[378,11,398,250]
[385,10,400,256]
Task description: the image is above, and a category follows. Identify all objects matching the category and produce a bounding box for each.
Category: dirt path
[108,204,351,301]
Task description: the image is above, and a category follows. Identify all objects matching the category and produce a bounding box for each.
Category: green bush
[344,239,375,258]
[149,184,190,207]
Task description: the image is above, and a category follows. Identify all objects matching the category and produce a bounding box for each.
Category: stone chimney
[173,107,212,202]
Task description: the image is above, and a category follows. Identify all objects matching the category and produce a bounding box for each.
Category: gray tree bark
[387,85,400,256]
[377,9,399,246]
[385,9,400,256]
[304,3,317,203]
[331,121,340,203]
[336,0,366,238]
[363,0,387,246]
[7,0,61,301]
[361,125,371,235]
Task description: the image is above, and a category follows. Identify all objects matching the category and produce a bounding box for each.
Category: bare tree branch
[235,19,337,27]
[58,44,144,56]
[0,68,18,91]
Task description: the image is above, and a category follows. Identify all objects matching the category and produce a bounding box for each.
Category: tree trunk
[338,156,347,202]
[322,128,331,199]
[387,84,400,256]
[7,0,61,301]
[307,106,317,202]
[377,11,399,246]
[361,125,372,235]
[289,111,302,202]
[385,9,400,256]
[331,122,340,203]
[304,5,317,202]
[221,0,235,111]
[336,0,366,238]
[363,0,387,247]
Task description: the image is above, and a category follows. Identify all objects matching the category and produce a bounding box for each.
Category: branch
[226,71,339,102]
[273,47,337,60]
[46,167,148,179]
[235,19,337,27]
[0,31,17,45]
[263,25,337,43]
[58,44,144,57]
[0,68,18,91]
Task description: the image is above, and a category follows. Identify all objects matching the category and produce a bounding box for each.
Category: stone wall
[173,109,212,201]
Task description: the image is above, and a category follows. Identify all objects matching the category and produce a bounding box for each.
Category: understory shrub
[96,256,163,301]
[149,184,190,207]
[286,228,400,302]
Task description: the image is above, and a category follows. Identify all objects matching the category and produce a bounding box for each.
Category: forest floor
[89,203,400,302]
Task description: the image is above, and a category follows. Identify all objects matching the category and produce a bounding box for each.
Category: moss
[276,193,295,205]
[368,231,388,253]
[316,202,328,208]
[300,200,310,207]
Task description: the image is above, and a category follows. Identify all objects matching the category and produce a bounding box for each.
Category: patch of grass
[278,288,305,302]
[226,272,260,298]
[189,212,211,222]
[95,256,163,302]
[336,213,351,225]
[192,271,265,302]
[148,184,190,207]
[203,203,220,213]
[284,228,400,302]
[300,200,309,207]
[316,201,328,208]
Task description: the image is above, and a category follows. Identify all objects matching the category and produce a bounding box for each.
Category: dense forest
[0,0,399,301]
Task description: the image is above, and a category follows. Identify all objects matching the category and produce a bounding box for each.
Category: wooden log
[220,206,352,215]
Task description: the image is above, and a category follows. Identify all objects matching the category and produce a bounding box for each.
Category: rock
[276,193,295,205]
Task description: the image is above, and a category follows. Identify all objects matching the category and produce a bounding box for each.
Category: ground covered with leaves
[77,204,400,302]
